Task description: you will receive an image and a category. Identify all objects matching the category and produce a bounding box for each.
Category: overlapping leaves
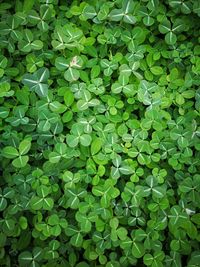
[0,0,200,267]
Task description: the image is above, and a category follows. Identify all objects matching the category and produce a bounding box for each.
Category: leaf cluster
[0,0,200,266]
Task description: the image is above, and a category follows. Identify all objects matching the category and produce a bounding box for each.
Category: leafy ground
[0,0,200,266]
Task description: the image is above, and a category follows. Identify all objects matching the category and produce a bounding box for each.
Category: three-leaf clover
[28,5,53,32]
[18,247,43,267]
[159,19,184,45]
[119,61,143,80]
[66,123,92,147]
[65,188,86,209]
[18,29,43,52]
[30,185,54,210]
[2,138,31,168]
[143,251,165,267]
[111,75,137,96]
[65,225,83,248]
[109,0,137,24]
[55,56,83,82]
[100,58,118,76]
[22,67,49,97]
[111,155,134,179]
[51,25,83,51]
[6,105,29,126]
[92,179,120,208]
[49,143,71,163]
[0,188,15,211]
[77,90,100,111]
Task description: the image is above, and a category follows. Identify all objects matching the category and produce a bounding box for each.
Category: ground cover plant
[0,0,200,266]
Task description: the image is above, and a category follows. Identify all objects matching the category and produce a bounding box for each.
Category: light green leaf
[64,68,80,82]
[12,155,29,168]
[109,9,124,21]
[91,138,103,155]
[150,66,163,75]
[2,146,19,159]
[66,135,79,147]
[82,5,97,20]
[19,139,31,155]
[80,134,92,146]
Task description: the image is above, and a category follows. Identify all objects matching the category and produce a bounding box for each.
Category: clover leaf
[120,61,143,80]
[55,56,83,82]
[51,25,83,51]
[66,123,92,147]
[18,247,43,267]
[1,1,200,266]
[2,138,31,168]
[30,185,54,210]
[159,19,184,45]
[22,67,49,97]
[18,29,43,52]
[109,0,137,24]
[28,5,53,32]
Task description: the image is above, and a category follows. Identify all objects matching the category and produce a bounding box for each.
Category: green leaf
[49,101,67,113]
[43,197,54,210]
[109,9,124,21]
[80,134,92,146]
[123,14,136,24]
[150,66,163,75]
[77,99,89,111]
[70,232,83,247]
[117,227,128,240]
[19,251,33,266]
[0,55,8,69]
[19,139,31,155]
[64,68,80,82]
[191,214,200,225]
[0,197,7,211]
[2,146,19,158]
[64,90,74,106]
[12,155,29,168]
[159,20,171,34]
[81,5,96,20]
[23,0,35,12]
[165,32,177,45]
[22,67,49,97]
[91,138,103,155]
[132,242,145,258]
[143,254,154,265]
[31,40,43,50]
[0,1,199,264]
[55,57,69,71]
[49,152,61,163]
[66,135,79,147]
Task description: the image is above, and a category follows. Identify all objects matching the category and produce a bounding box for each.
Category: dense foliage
[0,0,200,266]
